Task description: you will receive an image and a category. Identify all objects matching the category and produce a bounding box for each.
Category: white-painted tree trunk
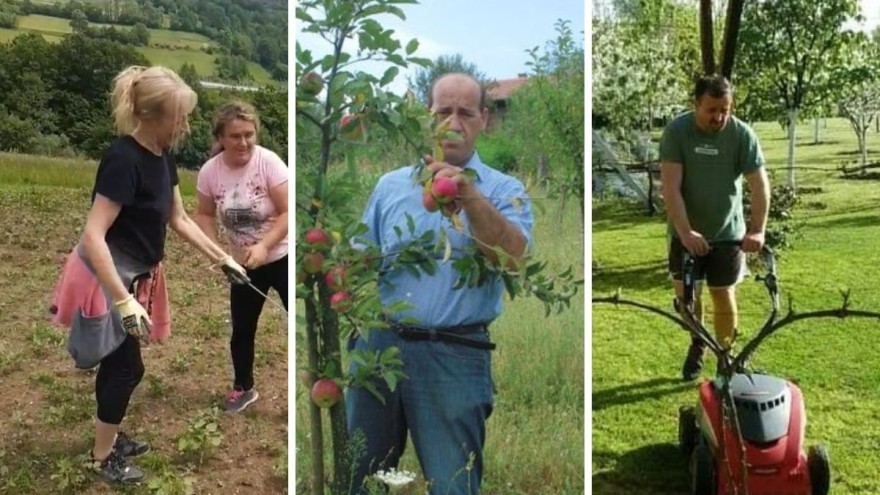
[813,117,820,144]
[860,121,868,168]
[786,109,798,188]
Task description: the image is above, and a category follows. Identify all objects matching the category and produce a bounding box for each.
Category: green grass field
[294,173,585,494]
[6,14,275,84]
[592,117,880,494]
[0,152,197,195]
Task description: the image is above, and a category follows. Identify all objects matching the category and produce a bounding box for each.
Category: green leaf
[405,213,416,235]
[295,8,315,22]
[387,53,407,66]
[408,57,433,67]
[386,6,406,20]
[442,234,452,263]
[502,273,515,298]
[384,372,399,392]
[381,66,399,87]
[380,346,400,363]
[422,257,437,276]
[406,38,419,55]
[461,169,479,181]
[443,131,464,142]
[386,300,415,313]
[526,261,545,278]
[350,353,368,366]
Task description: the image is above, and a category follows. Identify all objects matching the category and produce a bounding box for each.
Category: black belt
[386,321,496,351]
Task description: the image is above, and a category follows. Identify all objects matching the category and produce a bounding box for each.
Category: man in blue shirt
[346,73,534,495]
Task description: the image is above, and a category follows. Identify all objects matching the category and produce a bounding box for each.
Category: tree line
[10,0,287,81]
[0,33,287,168]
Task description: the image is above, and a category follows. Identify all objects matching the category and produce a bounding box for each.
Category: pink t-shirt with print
[197,145,288,265]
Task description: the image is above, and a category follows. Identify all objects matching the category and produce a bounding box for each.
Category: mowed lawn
[0,153,288,494]
[5,14,275,85]
[592,117,880,494]
[294,172,586,494]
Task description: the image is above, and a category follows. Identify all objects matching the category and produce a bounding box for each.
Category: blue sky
[295,0,585,95]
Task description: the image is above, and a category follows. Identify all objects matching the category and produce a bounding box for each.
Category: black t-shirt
[91,135,179,265]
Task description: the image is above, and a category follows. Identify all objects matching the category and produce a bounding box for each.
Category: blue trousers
[345,327,495,495]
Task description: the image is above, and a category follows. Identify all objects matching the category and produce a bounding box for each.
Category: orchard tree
[835,35,880,169]
[407,53,491,105]
[737,0,861,188]
[296,2,581,494]
[591,4,691,143]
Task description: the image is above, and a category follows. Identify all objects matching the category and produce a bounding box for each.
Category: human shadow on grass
[805,213,880,230]
[592,443,689,495]
[798,201,880,223]
[593,377,690,412]
[593,258,669,294]
[592,200,664,233]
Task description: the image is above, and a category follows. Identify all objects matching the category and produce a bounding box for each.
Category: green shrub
[476,132,518,173]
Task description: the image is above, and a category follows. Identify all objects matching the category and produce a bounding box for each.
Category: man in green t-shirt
[659,74,770,381]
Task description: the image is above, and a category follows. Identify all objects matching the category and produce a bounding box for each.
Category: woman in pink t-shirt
[195,101,288,413]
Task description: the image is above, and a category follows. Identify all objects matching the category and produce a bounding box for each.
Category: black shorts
[668,236,745,288]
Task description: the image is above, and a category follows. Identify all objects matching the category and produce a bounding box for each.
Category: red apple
[303,252,324,274]
[310,378,342,408]
[431,177,458,204]
[330,292,352,313]
[325,266,346,291]
[339,114,366,141]
[422,191,439,212]
[305,228,331,249]
[299,71,323,96]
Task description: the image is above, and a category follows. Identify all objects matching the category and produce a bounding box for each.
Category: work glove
[115,294,151,342]
[219,255,250,285]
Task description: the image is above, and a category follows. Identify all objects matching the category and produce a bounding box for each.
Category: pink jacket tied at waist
[50,250,171,342]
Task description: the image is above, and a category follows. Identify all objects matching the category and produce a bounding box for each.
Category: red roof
[487,76,530,101]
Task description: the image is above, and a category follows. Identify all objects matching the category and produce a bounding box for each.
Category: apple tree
[296,2,582,493]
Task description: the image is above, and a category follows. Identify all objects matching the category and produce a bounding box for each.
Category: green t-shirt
[659,111,765,242]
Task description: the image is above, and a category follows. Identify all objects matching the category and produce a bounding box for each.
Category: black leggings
[96,333,144,424]
[230,255,288,391]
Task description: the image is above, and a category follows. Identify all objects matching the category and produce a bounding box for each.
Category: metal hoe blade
[244,281,288,316]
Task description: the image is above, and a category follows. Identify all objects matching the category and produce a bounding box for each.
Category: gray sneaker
[114,431,150,458]
[226,386,259,413]
[90,449,146,484]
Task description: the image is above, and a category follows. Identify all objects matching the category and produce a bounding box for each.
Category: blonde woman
[50,66,249,484]
[195,101,288,413]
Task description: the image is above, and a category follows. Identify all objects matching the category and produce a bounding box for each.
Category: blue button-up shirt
[356,152,534,328]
